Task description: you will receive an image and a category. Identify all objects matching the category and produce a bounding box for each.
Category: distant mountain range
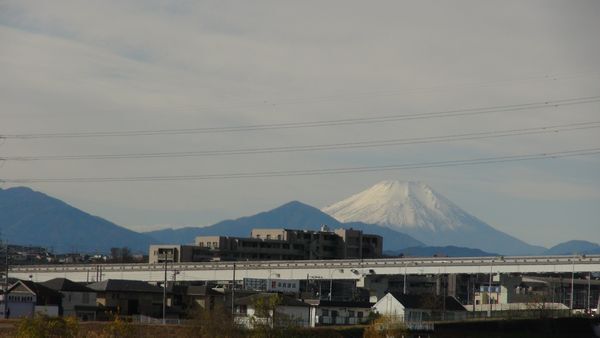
[145,201,424,250]
[0,187,155,253]
[385,245,497,257]
[323,181,546,255]
[1,185,595,257]
[544,240,600,255]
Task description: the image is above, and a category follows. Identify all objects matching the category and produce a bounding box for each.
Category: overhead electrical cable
[233,72,598,108]
[2,121,600,161]
[2,95,599,139]
[2,147,599,183]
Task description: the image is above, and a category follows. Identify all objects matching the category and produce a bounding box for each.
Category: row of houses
[230,291,467,328]
[0,277,468,329]
[0,278,165,320]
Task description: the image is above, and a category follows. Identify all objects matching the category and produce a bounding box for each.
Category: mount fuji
[322,181,545,255]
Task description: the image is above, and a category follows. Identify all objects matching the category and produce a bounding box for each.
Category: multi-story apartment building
[148,244,212,264]
[149,226,383,263]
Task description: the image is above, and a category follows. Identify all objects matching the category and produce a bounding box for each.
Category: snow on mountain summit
[322,180,546,255]
[322,180,469,232]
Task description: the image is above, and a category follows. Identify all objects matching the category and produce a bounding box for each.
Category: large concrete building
[150,226,382,263]
[148,245,210,264]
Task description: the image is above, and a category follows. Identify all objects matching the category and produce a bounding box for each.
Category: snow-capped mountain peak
[322,180,466,232]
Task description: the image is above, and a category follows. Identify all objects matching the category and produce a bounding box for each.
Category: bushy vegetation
[362,315,408,338]
[16,315,79,338]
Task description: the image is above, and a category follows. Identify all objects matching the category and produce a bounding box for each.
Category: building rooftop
[389,293,467,312]
[41,278,94,293]
[235,293,309,307]
[87,279,163,293]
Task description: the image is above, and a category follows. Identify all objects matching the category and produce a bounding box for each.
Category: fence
[131,314,189,325]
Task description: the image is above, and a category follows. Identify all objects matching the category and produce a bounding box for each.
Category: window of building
[357,311,363,318]
[321,309,329,316]
[212,242,218,248]
[348,310,355,317]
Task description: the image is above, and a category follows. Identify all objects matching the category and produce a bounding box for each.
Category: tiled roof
[317,300,374,308]
[87,279,163,293]
[235,293,309,307]
[389,293,466,311]
[41,278,94,293]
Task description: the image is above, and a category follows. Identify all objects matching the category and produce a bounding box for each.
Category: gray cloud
[1,0,599,247]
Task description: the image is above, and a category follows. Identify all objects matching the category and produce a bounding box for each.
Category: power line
[209,72,598,109]
[2,121,599,161]
[2,147,598,183]
[2,95,599,139]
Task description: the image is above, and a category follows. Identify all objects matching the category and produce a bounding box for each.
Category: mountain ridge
[145,201,424,250]
[544,240,600,255]
[323,180,546,255]
[0,187,156,253]
[385,245,498,257]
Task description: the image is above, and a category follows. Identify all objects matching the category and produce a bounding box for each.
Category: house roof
[186,285,224,296]
[87,279,163,293]
[317,300,374,309]
[41,278,94,293]
[235,293,309,307]
[389,293,466,312]
[19,280,62,299]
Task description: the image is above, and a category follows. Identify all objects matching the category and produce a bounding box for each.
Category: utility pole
[487,260,493,317]
[403,266,407,294]
[231,263,236,315]
[570,261,575,311]
[163,256,167,324]
[3,242,8,319]
[587,272,591,315]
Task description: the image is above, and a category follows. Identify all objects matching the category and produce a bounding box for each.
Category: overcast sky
[1,0,599,247]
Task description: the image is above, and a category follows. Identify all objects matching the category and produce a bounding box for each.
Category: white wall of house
[35,305,59,317]
[0,292,36,318]
[236,304,311,328]
[0,301,35,318]
[317,306,370,325]
[61,291,97,316]
[276,305,310,326]
[372,293,406,320]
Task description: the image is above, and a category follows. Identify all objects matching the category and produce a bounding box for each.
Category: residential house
[0,280,62,318]
[233,293,311,328]
[373,293,467,323]
[184,284,226,311]
[41,278,98,320]
[87,279,164,317]
[311,300,373,325]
